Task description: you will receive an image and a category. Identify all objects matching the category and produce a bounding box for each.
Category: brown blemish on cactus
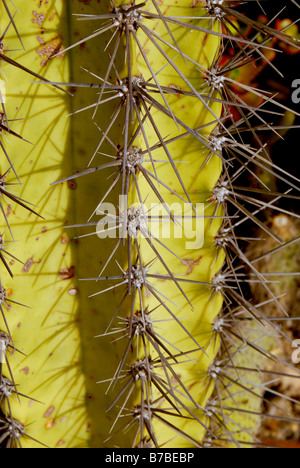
[37,35,45,45]
[36,36,65,66]
[59,266,75,280]
[61,235,68,244]
[33,3,65,65]
[6,204,12,217]
[168,83,183,98]
[22,256,41,273]
[32,11,45,28]
[68,287,79,296]
[45,418,56,430]
[187,381,198,391]
[48,13,58,22]
[67,179,77,190]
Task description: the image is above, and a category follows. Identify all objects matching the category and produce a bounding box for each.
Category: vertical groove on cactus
[0,0,300,448]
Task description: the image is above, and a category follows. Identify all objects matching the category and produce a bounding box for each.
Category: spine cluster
[0,1,40,447]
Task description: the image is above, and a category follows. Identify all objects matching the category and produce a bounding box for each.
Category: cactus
[0,0,300,448]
